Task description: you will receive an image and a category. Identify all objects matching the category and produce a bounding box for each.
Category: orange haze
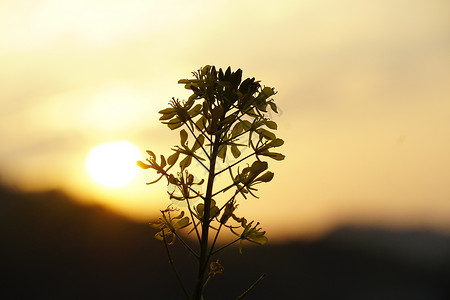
[1,0,450,240]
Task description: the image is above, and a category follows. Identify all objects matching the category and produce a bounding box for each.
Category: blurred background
[1,0,450,298]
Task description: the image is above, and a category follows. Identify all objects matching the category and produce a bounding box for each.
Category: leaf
[247,232,268,245]
[210,105,223,132]
[201,65,211,77]
[195,199,218,220]
[196,116,206,131]
[246,108,259,117]
[159,112,177,121]
[265,120,277,130]
[217,81,232,89]
[184,95,195,109]
[173,217,190,230]
[268,138,284,148]
[218,113,236,128]
[241,221,268,245]
[180,129,188,146]
[136,160,151,169]
[196,203,204,218]
[255,171,274,183]
[230,145,241,159]
[189,104,202,118]
[261,86,275,98]
[160,155,166,168]
[149,221,163,230]
[192,134,205,152]
[146,150,156,161]
[154,230,165,241]
[202,102,210,118]
[240,120,252,131]
[173,211,185,219]
[256,138,284,154]
[217,144,227,161]
[258,128,276,140]
[261,151,285,161]
[250,161,268,174]
[231,122,243,137]
[225,66,231,78]
[188,93,198,102]
[166,118,183,130]
[159,104,177,120]
[167,152,180,166]
[220,200,237,224]
[158,107,176,114]
[210,204,220,219]
[232,69,243,87]
[179,155,192,170]
[268,101,278,113]
[168,174,178,185]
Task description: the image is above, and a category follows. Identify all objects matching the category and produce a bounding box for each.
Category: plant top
[137,65,284,299]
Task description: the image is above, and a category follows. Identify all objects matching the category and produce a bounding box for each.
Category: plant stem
[192,134,219,300]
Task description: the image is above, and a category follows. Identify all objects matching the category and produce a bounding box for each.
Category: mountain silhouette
[1,185,449,299]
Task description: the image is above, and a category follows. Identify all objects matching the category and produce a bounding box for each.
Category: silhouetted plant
[137,66,284,299]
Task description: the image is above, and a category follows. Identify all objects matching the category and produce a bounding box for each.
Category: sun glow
[86,141,142,187]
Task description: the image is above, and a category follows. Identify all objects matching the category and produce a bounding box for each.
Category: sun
[86,141,142,187]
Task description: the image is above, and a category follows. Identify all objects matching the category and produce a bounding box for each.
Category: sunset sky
[1,0,449,240]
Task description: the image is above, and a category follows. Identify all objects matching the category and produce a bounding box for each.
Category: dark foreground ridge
[1,185,449,299]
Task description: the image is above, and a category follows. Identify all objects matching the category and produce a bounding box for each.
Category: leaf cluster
[150,207,190,244]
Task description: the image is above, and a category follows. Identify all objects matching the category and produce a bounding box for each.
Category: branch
[145,164,174,185]
[221,127,252,145]
[211,237,241,256]
[190,116,213,144]
[162,230,190,300]
[172,231,199,259]
[210,177,259,224]
[219,103,261,144]
[206,222,224,263]
[191,153,210,173]
[235,274,266,300]
[177,187,202,243]
[211,190,240,222]
[188,186,206,201]
[211,182,235,198]
[185,198,201,243]
[214,152,256,177]
[218,110,241,141]
[187,121,211,160]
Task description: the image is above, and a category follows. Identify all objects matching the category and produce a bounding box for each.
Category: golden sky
[1,0,450,240]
